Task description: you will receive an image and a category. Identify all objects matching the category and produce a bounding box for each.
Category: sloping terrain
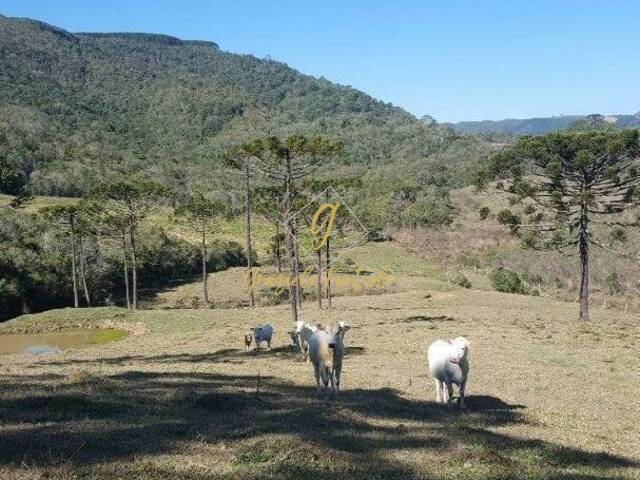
[0,14,490,197]
[0,267,638,479]
[398,185,640,310]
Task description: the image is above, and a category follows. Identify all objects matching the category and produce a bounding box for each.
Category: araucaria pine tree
[251,135,341,323]
[490,130,640,321]
[175,193,229,308]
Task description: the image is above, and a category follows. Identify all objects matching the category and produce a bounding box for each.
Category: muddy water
[0,329,125,355]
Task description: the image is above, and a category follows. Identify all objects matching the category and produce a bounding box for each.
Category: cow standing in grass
[308,322,350,398]
[427,337,470,409]
[247,324,273,350]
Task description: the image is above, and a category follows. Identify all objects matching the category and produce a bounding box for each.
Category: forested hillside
[0,14,502,319]
[0,14,492,205]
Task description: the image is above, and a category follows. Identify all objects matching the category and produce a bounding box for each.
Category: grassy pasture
[1,196,638,478]
[0,268,638,479]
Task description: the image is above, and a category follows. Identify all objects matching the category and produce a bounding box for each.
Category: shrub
[333,257,357,273]
[606,271,622,294]
[479,207,490,220]
[367,228,391,242]
[457,252,482,269]
[259,286,290,306]
[208,240,249,272]
[497,209,521,233]
[490,268,526,294]
[0,278,24,321]
[136,228,200,284]
[610,227,627,243]
[452,272,472,288]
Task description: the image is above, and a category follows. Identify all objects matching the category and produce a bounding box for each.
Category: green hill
[0,14,491,198]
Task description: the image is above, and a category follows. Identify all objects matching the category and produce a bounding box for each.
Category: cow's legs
[442,382,452,403]
[434,379,443,403]
[313,363,321,397]
[459,380,467,410]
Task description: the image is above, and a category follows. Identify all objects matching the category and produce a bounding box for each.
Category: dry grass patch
[0,286,638,479]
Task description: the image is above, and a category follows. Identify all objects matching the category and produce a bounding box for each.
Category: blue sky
[2,0,639,122]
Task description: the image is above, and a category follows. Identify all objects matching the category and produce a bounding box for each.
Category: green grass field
[1,239,638,479]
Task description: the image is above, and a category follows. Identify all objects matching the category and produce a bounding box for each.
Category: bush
[606,271,622,294]
[259,286,289,306]
[452,272,472,288]
[490,268,527,294]
[497,209,521,233]
[478,207,490,220]
[367,228,391,242]
[0,210,254,321]
[333,257,357,273]
[610,227,627,243]
[136,228,200,284]
[208,240,249,272]
[0,278,24,321]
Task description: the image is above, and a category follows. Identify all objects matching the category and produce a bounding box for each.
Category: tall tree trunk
[78,236,91,306]
[325,190,332,308]
[70,216,79,308]
[122,231,131,310]
[316,248,323,309]
[325,234,332,308]
[245,158,255,308]
[284,151,299,323]
[276,224,282,273]
[293,218,302,308]
[578,201,589,321]
[201,222,210,307]
[130,225,138,311]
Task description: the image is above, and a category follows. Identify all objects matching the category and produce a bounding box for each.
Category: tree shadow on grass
[38,344,366,367]
[0,369,637,479]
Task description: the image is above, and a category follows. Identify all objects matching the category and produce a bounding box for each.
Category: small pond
[0,329,127,355]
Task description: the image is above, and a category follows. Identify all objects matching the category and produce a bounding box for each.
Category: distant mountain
[567,113,640,132]
[447,113,640,136]
[0,14,492,198]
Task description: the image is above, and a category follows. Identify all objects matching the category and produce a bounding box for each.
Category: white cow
[293,320,317,362]
[248,324,274,350]
[427,337,470,409]
[308,321,351,397]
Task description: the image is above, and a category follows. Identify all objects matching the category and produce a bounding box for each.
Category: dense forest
[0,14,494,207]
[4,15,636,321]
[0,14,503,319]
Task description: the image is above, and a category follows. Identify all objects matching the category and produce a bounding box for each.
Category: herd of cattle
[244,322,471,408]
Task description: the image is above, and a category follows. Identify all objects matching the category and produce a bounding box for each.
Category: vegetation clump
[490,268,527,294]
[452,272,472,288]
